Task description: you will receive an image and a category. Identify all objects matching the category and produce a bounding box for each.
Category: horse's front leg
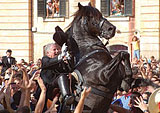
[119,51,132,77]
[104,51,132,78]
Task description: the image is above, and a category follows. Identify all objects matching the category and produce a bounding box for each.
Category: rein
[74,49,105,68]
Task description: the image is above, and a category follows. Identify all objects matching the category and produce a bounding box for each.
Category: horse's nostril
[108,27,114,31]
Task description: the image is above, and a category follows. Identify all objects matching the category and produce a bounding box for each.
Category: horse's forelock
[73,5,102,22]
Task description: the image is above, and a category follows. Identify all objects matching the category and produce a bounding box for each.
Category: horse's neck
[72,24,104,57]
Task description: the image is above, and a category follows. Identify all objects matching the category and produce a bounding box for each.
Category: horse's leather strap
[72,69,113,99]
[75,49,106,68]
[84,85,113,99]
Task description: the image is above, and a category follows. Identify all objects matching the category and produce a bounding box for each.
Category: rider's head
[45,43,61,58]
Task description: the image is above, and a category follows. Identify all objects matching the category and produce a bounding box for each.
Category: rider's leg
[58,74,74,105]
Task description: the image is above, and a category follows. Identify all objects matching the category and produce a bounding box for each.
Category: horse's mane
[67,3,102,28]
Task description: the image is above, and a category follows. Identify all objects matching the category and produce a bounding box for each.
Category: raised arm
[74,87,91,113]
[34,77,46,113]
[4,85,15,113]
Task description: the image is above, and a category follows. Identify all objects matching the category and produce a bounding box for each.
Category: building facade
[0,0,159,62]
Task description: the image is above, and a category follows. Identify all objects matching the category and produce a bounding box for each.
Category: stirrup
[64,95,75,105]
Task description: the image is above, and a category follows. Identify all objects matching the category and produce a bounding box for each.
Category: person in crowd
[46,0,54,18]
[110,92,148,113]
[19,59,28,66]
[111,0,121,15]
[0,49,16,76]
[40,42,74,111]
[53,0,59,16]
[131,36,140,61]
[45,87,91,113]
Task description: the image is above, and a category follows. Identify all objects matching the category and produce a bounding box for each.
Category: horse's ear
[78,2,83,10]
[53,26,67,47]
[88,2,92,7]
[55,26,64,33]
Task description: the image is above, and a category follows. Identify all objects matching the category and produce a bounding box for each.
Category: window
[38,0,68,18]
[101,0,132,17]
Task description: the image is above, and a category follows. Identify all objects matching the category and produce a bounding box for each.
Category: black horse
[53,3,133,113]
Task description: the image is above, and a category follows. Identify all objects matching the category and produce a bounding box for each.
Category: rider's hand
[58,43,68,60]
[65,51,71,60]
[61,43,68,57]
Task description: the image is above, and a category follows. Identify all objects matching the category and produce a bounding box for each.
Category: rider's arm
[74,87,91,113]
[41,56,62,69]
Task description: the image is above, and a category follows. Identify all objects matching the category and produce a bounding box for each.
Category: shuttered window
[101,0,133,17]
[38,0,67,18]
[124,0,132,16]
[38,0,45,17]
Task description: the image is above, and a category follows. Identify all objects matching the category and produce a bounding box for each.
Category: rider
[40,42,74,108]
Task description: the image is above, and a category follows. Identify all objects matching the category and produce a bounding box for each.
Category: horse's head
[73,3,116,40]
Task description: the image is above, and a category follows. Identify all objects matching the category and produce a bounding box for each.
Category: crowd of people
[109,56,160,113]
[0,44,91,113]
[0,43,160,113]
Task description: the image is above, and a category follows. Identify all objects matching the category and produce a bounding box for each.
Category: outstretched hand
[134,96,148,112]
[61,43,68,57]
[81,87,92,99]
[58,43,69,60]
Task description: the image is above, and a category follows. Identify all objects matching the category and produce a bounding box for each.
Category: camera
[11,65,18,71]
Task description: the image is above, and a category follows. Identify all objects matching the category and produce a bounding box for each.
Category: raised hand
[81,87,92,99]
[58,43,68,60]
[134,96,148,112]
[61,43,68,57]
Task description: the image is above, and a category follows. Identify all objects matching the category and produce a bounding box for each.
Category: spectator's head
[35,58,42,68]
[150,56,155,61]
[147,71,153,79]
[47,0,52,6]
[6,49,12,57]
[4,68,11,85]
[45,43,61,58]
[131,78,149,93]
[132,36,138,41]
[16,106,30,113]
[10,82,18,94]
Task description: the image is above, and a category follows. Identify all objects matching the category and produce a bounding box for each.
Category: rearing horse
[53,3,133,113]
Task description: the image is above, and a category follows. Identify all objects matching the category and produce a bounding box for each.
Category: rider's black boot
[58,74,74,105]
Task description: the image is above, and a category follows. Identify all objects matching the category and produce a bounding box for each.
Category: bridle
[99,18,105,30]
[99,18,110,46]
